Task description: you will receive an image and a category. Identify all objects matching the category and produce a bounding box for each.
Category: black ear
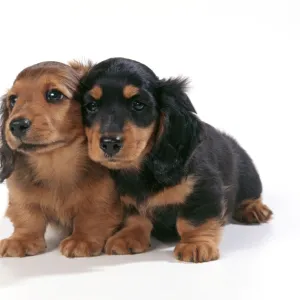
[0,94,15,183]
[147,77,204,184]
[157,77,197,113]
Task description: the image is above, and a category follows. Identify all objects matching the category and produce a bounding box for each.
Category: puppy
[0,61,122,258]
[78,57,273,262]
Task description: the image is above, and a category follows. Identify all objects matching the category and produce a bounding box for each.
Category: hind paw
[234,197,273,224]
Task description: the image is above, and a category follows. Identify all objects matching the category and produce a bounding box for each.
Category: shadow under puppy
[0,61,123,258]
[78,57,273,263]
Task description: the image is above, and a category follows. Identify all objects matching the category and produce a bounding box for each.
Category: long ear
[157,77,197,113]
[147,77,204,184]
[0,94,15,183]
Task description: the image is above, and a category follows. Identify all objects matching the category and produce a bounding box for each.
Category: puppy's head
[79,57,202,175]
[0,60,92,182]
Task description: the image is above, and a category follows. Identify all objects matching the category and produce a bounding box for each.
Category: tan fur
[233,197,273,224]
[121,195,137,208]
[146,176,196,208]
[123,85,139,99]
[0,62,123,258]
[89,85,103,100]
[105,215,152,255]
[86,121,156,170]
[120,176,195,217]
[174,218,222,263]
[85,124,102,163]
[68,59,93,76]
[120,121,156,169]
[5,72,84,153]
[110,177,195,254]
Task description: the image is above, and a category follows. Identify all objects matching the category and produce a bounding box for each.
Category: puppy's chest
[36,186,79,224]
[16,180,82,227]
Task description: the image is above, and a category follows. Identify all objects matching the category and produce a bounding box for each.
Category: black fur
[78,57,263,240]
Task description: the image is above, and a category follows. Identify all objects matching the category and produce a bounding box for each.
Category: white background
[0,0,300,299]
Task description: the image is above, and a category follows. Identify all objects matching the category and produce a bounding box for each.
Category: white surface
[1,0,300,299]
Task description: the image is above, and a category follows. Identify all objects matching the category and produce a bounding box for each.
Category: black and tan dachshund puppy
[78,57,273,263]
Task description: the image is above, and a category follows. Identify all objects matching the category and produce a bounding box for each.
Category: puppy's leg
[174,218,222,263]
[174,175,224,263]
[233,149,273,224]
[105,214,152,255]
[0,202,47,257]
[60,201,122,258]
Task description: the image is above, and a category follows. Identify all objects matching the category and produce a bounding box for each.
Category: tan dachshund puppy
[0,61,123,258]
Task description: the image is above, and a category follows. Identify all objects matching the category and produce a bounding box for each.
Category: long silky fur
[0,94,15,183]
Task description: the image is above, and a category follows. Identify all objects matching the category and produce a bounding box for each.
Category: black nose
[9,118,31,138]
[100,136,123,156]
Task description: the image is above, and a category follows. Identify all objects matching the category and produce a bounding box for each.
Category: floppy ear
[147,77,204,184]
[0,94,15,183]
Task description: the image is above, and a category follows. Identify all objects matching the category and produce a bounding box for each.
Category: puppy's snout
[10,118,31,138]
[100,136,123,156]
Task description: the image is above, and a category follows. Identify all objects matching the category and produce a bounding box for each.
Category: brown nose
[9,118,31,138]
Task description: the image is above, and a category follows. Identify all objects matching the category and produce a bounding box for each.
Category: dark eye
[8,95,17,109]
[132,100,145,111]
[85,102,98,114]
[46,89,64,102]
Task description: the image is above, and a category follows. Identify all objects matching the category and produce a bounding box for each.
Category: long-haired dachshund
[78,57,273,263]
[0,61,122,258]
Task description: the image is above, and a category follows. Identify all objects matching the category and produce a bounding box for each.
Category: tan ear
[68,59,94,77]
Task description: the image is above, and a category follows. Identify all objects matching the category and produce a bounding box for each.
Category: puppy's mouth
[17,141,65,152]
[98,156,140,170]
[103,156,132,163]
[107,158,135,164]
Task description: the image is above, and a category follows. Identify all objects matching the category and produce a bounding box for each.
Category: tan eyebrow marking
[123,85,139,99]
[89,85,103,100]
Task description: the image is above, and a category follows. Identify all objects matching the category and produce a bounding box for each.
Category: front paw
[60,236,103,258]
[174,241,220,263]
[105,230,150,255]
[0,237,46,257]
